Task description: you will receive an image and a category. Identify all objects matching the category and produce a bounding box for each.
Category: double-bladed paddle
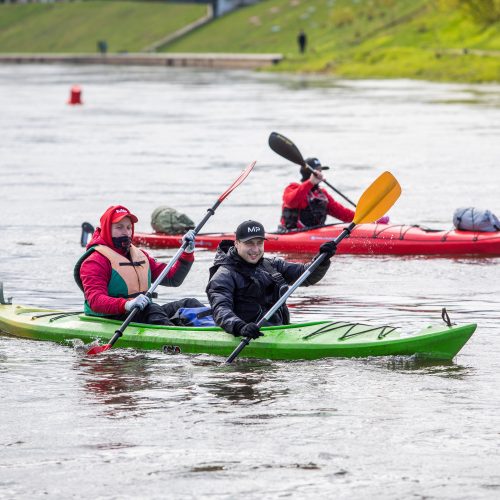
[268,131,357,208]
[225,170,401,364]
[87,161,256,356]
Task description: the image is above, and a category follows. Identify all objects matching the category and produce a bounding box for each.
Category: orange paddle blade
[353,171,401,225]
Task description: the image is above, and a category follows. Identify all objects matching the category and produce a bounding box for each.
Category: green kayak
[0,304,476,360]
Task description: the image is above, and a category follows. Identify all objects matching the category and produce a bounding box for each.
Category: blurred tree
[439,0,500,24]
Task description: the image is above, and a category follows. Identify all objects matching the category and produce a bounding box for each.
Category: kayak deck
[0,304,476,360]
[134,223,500,256]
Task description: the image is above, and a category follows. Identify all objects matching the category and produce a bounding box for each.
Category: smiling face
[235,237,265,264]
[111,216,133,239]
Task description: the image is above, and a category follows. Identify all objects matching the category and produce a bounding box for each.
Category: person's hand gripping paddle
[87,161,256,356]
[225,170,401,364]
[268,131,357,208]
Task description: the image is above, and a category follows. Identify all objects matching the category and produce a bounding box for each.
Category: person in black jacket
[206,220,336,340]
[297,30,307,54]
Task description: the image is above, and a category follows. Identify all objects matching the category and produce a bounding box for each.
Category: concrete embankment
[0,53,283,69]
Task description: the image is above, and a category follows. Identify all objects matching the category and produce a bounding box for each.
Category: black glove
[240,322,264,340]
[319,241,337,259]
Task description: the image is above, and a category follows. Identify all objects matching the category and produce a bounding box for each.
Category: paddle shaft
[268,132,356,208]
[102,162,256,351]
[306,165,357,208]
[225,222,356,364]
[106,244,186,347]
[107,198,231,347]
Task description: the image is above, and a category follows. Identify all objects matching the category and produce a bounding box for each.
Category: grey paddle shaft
[257,255,325,328]
[147,244,188,296]
[146,204,220,293]
[110,242,188,340]
[225,223,355,364]
[110,205,218,344]
[224,254,326,364]
[145,203,218,297]
[305,164,357,208]
[267,133,356,208]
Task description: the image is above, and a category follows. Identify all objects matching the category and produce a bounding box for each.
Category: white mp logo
[115,208,128,213]
[247,226,261,233]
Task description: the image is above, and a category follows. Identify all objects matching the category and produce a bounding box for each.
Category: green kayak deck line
[0,304,476,360]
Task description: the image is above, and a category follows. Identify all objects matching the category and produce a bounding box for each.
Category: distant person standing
[297,30,307,54]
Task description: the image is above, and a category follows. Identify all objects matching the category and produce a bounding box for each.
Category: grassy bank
[0,1,206,53]
[0,0,498,82]
[163,0,500,83]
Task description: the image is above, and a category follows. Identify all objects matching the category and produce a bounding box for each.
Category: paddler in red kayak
[74,205,204,325]
[280,157,389,231]
[206,220,336,340]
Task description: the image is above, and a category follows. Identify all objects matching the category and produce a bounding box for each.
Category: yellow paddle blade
[353,171,401,224]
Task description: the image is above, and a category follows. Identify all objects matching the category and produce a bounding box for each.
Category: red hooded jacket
[281,180,355,226]
[80,205,194,316]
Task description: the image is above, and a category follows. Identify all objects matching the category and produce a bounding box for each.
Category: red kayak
[134,223,500,256]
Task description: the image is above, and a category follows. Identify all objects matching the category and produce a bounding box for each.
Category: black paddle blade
[81,222,95,248]
[268,132,305,166]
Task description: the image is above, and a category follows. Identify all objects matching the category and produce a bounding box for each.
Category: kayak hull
[134,223,500,256]
[0,304,476,360]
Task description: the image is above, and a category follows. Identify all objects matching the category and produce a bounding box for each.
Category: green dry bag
[150,206,195,234]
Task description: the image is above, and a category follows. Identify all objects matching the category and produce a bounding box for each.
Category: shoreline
[0,52,283,70]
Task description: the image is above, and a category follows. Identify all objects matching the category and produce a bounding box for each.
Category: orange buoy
[68,85,82,105]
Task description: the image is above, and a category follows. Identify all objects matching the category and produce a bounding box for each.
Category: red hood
[87,205,135,251]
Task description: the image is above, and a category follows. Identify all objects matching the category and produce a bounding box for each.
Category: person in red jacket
[280,157,389,231]
[74,205,203,325]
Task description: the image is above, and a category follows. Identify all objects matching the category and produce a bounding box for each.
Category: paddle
[268,131,357,208]
[86,161,256,356]
[81,222,95,248]
[225,170,401,364]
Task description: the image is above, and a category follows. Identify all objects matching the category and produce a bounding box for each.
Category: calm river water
[1,65,499,499]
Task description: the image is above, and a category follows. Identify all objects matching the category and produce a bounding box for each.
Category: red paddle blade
[86,343,111,356]
[218,161,256,202]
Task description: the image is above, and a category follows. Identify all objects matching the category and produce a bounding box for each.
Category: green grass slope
[0,0,498,82]
[163,0,426,54]
[0,1,206,53]
[162,0,500,82]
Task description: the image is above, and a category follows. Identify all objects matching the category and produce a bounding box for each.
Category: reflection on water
[75,349,293,416]
[77,353,160,418]
[383,356,473,377]
[205,364,286,404]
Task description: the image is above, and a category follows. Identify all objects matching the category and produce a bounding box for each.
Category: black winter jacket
[206,241,330,335]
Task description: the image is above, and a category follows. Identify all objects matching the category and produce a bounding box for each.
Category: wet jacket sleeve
[147,250,194,287]
[325,190,355,223]
[272,256,330,286]
[282,181,315,209]
[206,268,246,336]
[80,253,128,315]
